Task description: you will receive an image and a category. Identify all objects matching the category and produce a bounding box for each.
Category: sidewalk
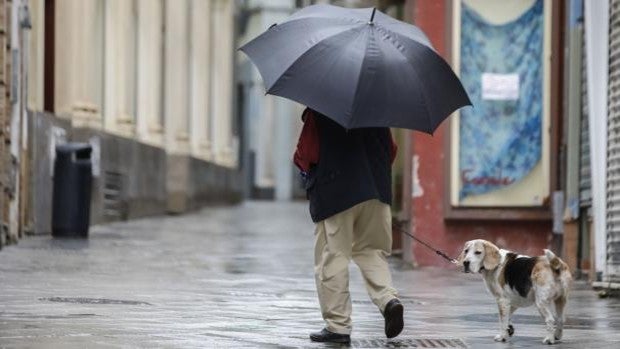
[1,201,620,348]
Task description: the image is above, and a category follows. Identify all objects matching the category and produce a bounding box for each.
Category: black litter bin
[52,143,93,238]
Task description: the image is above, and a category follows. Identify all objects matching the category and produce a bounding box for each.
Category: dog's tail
[543,249,563,271]
[544,249,572,288]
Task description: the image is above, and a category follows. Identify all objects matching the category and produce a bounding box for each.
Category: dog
[458,239,572,344]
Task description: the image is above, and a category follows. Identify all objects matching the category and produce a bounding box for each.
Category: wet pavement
[1,201,620,348]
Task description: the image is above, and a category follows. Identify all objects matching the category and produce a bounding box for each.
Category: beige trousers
[314,199,398,335]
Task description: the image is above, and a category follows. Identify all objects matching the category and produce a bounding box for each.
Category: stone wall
[28,112,242,233]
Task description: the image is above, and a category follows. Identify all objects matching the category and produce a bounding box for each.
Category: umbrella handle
[370,8,376,24]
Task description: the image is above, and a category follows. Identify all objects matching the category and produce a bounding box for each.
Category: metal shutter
[607,0,620,282]
[580,23,592,208]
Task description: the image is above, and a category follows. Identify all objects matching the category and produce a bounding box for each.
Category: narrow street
[1,201,619,348]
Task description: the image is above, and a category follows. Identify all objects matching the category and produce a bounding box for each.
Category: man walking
[294,108,404,344]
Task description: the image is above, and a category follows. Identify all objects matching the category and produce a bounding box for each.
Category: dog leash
[392,222,458,265]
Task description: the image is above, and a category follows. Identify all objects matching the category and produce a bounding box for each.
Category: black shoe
[309,328,351,343]
[383,299,404,338]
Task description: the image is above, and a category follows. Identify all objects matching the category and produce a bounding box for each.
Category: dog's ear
[483,241,501,270]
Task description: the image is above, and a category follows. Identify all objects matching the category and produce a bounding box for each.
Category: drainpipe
[19,1,32,234]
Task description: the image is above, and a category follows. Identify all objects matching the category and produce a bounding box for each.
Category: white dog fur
[458,239,572,344]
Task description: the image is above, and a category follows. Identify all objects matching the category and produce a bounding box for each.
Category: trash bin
[52,143,93,238]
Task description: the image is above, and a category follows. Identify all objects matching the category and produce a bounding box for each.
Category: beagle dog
[458,239,571,345]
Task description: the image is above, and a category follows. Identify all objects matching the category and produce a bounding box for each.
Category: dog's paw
[542,336,556,345]
[554,328,563,341]
[507,324,515,337]
[494,334,508,342]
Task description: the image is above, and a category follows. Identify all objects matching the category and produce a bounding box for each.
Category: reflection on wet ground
[1,201,619,348]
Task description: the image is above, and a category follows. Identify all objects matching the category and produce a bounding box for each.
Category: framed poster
[450,0,552,207]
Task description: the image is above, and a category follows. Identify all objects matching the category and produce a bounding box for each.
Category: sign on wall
[450,0,551,207]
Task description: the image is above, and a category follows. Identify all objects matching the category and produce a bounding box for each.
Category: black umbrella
[240,4,471,133]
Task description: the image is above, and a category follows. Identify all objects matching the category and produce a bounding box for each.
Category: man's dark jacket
[304,113,393,222]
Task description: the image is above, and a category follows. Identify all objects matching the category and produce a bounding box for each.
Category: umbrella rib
[347,29,374,128]
[284,14,365,26]
[241,17,364,92]
[266,24,367,94]
[284,4,368,24]
[373,24,434,133]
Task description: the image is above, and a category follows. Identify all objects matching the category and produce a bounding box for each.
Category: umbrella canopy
[240,4,471,133]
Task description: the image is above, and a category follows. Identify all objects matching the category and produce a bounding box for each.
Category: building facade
[237,0,304,201]
[0,0,15,249]
[405,0,561,267]
[590,0,620,286]
[1,0,242,247]
[404,0,620,291]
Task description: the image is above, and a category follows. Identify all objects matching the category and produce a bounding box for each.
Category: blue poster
[459,0,543,200]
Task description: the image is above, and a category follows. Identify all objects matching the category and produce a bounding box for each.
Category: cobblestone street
[1,201,620,348]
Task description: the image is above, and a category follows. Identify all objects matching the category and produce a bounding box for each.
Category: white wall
[51,0,237,167]
[238,0,304,200]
